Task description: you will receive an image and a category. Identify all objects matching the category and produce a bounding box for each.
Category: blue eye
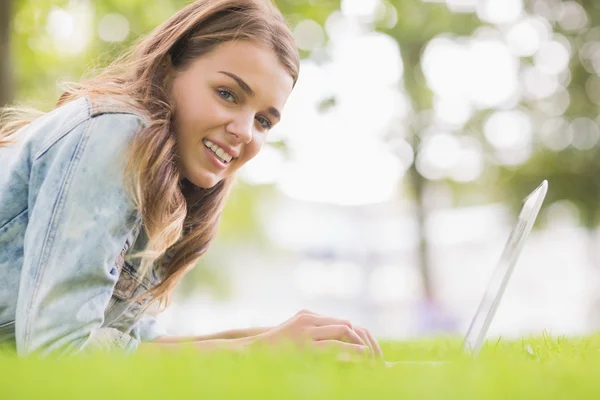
[218,88,237,103]
[256,115,272,130]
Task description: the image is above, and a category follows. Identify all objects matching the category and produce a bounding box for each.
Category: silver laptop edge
[385,181,548,367]
[462,180,548,356]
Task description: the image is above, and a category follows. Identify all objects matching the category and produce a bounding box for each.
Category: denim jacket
[0,96,167,357]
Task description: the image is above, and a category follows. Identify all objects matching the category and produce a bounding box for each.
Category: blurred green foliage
[8,0,337,107]
[498,1,600,228]
[376,1,600,230]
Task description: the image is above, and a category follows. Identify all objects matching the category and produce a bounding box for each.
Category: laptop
[386,180,548,366]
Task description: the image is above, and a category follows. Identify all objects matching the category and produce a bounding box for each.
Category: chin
[180,168,220,189]
[189,177,220,189]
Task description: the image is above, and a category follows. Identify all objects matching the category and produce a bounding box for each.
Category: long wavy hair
[0,0,300,311]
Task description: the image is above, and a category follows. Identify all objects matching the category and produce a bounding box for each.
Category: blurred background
[3,0,600,341]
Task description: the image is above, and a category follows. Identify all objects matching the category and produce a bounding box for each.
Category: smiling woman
[0,0,382,360]
[171,41,293,189]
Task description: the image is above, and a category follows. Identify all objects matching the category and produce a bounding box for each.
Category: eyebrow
[218,71,281,121]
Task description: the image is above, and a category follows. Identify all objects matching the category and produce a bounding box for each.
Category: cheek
[172,119,195,160]
[175,87,223,131]
[173,128,193,174]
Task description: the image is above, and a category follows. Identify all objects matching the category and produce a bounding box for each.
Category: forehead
[191,40,294,108]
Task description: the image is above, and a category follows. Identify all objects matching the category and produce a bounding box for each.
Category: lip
[205,138,239,159]
[204,145,228,170]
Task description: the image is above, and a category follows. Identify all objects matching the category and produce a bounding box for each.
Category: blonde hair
[0,0,299,311]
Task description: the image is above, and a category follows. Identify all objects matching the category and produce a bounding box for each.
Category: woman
[0,0,382,359]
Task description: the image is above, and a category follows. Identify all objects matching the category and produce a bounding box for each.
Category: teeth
[203,139,233,163]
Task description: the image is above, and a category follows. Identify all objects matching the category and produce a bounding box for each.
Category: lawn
[1,333,599,399]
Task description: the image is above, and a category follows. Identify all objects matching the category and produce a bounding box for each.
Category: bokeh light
[98,13,130,43]
[476,0,523,25]
[45,4,92,55]
[293,19,325,51]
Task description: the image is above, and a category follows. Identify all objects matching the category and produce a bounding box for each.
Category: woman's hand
[255,309,383,359]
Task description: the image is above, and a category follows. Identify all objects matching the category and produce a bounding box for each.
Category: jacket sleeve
[132,315,168,343]
[16,110,146,357]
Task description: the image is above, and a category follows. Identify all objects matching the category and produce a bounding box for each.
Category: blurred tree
[375,0,600,327]
[389,0,600,235]
[1,0,12,106]
[377,0,481,304]
[497,0,600,226]
[494,0,600,328]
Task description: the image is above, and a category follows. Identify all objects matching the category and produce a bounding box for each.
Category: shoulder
[24,95,152,203]
[27,95,150,161]
[86,94,150,125]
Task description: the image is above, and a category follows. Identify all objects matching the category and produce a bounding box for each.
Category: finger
[304,314,355,330]
[308,314,374,354]
[313,340,370,355]
[357,326,383,359]
[310,325,366,346]
[353,327,374,358]
[294,309,320,318]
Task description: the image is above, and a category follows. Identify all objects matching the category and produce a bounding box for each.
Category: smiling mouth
[202,139,233,164]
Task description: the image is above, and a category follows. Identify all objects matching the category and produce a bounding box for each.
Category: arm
[194,326,272,340]
[138,336,255,353]
[149,326,273,343]
[137,326,274,354]
[16,111,145,357]
[139,310,382,357]
[131,321,272,353]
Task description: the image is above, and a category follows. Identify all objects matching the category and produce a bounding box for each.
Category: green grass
[2,333,600,399]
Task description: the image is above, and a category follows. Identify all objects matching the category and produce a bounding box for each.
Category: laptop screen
[462,180,548,356]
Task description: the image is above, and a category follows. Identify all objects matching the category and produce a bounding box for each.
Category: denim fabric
[0,96,167,357]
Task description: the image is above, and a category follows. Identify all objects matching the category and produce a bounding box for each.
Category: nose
[226,112,254,144]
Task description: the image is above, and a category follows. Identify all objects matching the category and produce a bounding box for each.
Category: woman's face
[170,40,294,188]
